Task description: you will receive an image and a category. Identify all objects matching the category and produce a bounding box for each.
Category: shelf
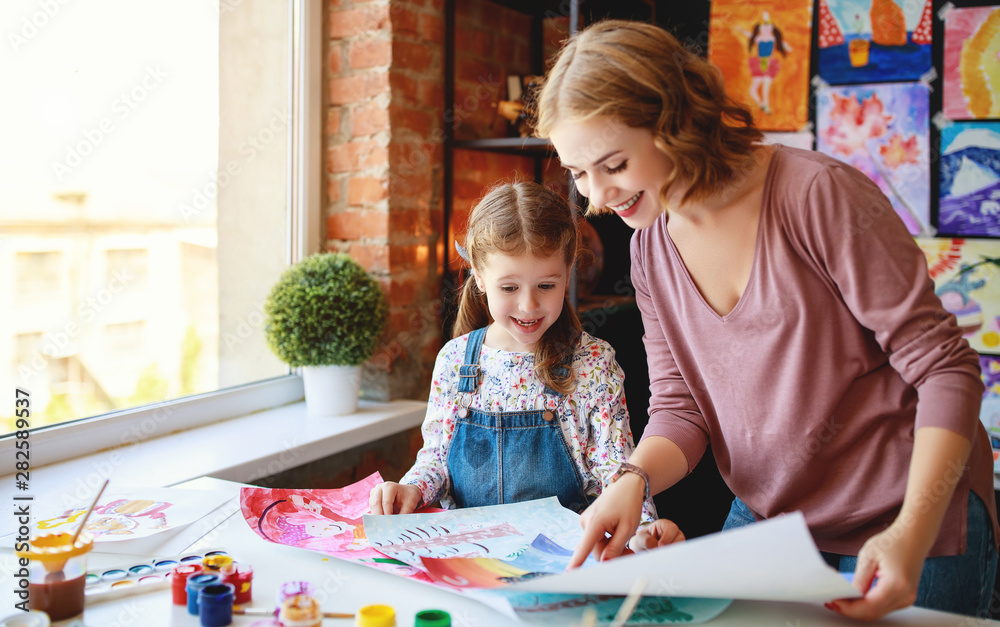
[453,137,553,155]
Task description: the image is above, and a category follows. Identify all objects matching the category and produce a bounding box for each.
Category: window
[1,1,322,462]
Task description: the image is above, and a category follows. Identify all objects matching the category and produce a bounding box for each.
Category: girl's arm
[581,341,658,524]
[833,427,972,620]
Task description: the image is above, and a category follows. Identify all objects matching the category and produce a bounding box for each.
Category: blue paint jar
[185,573,221,615]
[198,582,235,626]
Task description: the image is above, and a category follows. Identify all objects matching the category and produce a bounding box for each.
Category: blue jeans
[722,491,998,618]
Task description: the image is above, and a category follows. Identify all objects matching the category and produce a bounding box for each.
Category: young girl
[535,19,997,621]
[368,181,658,526]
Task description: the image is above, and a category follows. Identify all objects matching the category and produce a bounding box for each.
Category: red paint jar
[170,563,204,605]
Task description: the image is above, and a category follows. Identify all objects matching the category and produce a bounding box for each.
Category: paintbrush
[233,605,354,619]
[72,478,109,545]
[609,575,648,627]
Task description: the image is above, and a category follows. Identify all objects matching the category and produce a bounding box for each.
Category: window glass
[1,0,292,433]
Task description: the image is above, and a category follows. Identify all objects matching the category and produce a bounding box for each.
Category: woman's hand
[368,482,422,515]
[567,471,646,568]
[628,518,686,552]
[827,521,927,621]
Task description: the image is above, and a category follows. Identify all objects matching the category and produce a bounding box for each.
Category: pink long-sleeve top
[634,145,999,556]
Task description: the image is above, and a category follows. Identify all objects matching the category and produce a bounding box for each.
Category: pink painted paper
[240,472,435,583]
[944,6,1000,120]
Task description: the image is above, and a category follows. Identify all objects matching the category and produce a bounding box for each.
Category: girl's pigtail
[452,274,491,339]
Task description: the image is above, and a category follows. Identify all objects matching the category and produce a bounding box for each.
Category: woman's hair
[536,19,764,212]
[453,181,582,395]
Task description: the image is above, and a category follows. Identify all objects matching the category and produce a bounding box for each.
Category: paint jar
[278,594,322,627]
[186,573,221,615]
[202,554,234,573]
[15,532,93,621]
[171,563,204,605]
[414,610,451,627]
[222,563,253,604]
[357,604,396,627]
[198,582,235,627]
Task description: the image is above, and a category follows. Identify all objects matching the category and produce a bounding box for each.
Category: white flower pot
[302,364,361,416]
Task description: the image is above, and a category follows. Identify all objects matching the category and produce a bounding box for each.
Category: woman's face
[549,116,674,230]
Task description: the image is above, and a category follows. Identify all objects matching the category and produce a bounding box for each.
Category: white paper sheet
[508,511,860,603]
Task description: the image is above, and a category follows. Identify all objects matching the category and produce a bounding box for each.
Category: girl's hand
[628,518,685,552]
[827,521,926,621]
[567,471,646,569]
[368,482,422,515]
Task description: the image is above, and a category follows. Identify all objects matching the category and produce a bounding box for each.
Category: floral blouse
[401,330,657,524]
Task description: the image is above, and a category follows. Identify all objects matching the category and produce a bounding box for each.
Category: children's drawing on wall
[708,0,812,131]
[817,82,931,236]
[817,0,932,84]
[944,6,1000,120]
[31,488,231,542]
[240,472,435,583]
[916,238,1000,354]
[979,354,1000,473]
[939,122,1000,237]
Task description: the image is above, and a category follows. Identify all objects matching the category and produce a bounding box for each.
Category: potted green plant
[264,252,387,416]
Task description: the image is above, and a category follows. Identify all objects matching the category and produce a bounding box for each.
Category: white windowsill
[0,399,426,507]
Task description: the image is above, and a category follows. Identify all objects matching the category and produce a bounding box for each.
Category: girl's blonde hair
[536,20,764,212]
[453,181,582,395]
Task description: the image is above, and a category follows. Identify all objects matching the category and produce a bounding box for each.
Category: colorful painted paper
[939,122,1000,237]
[240,472,434,583]
[917,238,1000,354]
[816,82,931,236]
[363,497,581,567]
[32,488,232,543]
[817,0,933,84]
[708,0,813,131]
[480,589,734,626]
[944,6,1000,120]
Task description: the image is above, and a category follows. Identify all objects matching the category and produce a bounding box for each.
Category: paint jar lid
[357,604,396,627]
[414,609,450,627]
[0,611,50,627]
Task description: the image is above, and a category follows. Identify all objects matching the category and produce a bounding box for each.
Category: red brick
[389,71,419,106]
[350,38,391,69]
[347,242,389,274]
[326,108,342,137]
[328,73,389,105]
[393,40,434,73]
[328,208,388,238]
[330,6,389,39]
[390,105,433,138]
[348,177,389,205]
[456,28,493,59]
[387,278,417,307]
[417,79,444,110]
[352,102,389,136]
[327,140,389,173]
[389,4,419,36]
[456,57,494,84]
[326,176,342,204]
[419,13,444,45]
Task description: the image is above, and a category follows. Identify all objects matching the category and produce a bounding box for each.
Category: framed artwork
[939,121,1000,236]
[943,6,1000,120]
[817,0,933,84]
[816,82,931,236]
[708,0,813,131]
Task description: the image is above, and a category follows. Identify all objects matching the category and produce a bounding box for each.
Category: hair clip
[455,241,471,262]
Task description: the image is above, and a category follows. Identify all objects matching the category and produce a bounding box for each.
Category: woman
[535,19,998,621]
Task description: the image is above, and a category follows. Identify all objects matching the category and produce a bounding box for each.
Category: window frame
[1,0,324,468]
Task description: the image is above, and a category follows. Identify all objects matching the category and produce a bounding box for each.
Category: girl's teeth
[516,319,539,327]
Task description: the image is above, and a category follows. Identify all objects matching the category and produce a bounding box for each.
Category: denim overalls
[447,326,592,513]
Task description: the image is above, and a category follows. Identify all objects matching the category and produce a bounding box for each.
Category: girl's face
[550,116,674,230]
[474,250,569,352]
